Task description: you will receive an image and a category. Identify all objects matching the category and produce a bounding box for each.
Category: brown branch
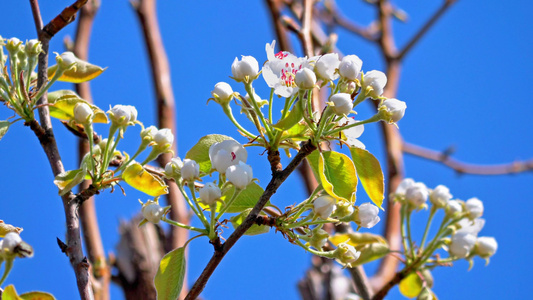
[41,0,89,39]
[301,0,314,57]
[397,0,457,60]
[403,142,533,175]
[30,1,93,299]
[185,141,317,300]
[265,0,293,52]
[322,0,377,42]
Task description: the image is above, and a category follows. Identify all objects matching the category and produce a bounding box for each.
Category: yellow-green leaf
[123,163,168,197]
[48,58,106,83]
[185,134,235,174]
[308,151,357,202]
[353,242,389,266]
[2,285,23,300]
[350,147,384,208]
[199,182,265,213]
[155,247,186,300]
[53,169,87,196]
[329,232,387,247]
[0,120,10,141]
[48,90,108,123]
[0,221,22,238]
[20,291,56,300]
[230,208,270,235]
[399,272,424,299]
[273,100,304,131]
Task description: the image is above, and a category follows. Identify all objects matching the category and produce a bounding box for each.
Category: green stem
[325,113,381,137]
[115,143,149,175]
[0,258,13,286]
[176,182,207,228]
[216,188,243,220]
[406,209,416,259]
[420,207,437,252]
[222,105,255,139]
[188,184,210,228]
[291,233,336,258]
[32,66,63,103]
[244,83,273,140]
[162,217,207,234]
[400,204,410,262]
[352,89,367,108]
[209,204,217,240]
[100,125,118,179]
[268,88,274,124]
[83,121,96,178]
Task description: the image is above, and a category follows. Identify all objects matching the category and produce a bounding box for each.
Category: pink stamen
[231,152,236,160]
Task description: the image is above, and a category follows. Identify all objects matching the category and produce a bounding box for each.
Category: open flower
[262,40,305,97]
[338,117,365,149]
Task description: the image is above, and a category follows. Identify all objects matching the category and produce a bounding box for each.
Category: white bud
[379,98,406,123]
[211,82,234,105]
[313,195,336,219]
[25,39,42,56]
[73,102,94,124]
[295,68,317,89]
[339,55,363,81]
[209,140,247,174]
[446,199,463,217]
[405,182,429,208]
[226,161,253,190]
[181,159,199,181]
[449,231,476,258]
[355,202,380,228]
[465,197,483,219]
[429,185,452,208]
[142,201,164,224]
[475,236,498,258]
[58,51,77,70]
[2,232,22,253]
[363,70,387,99]
[199,182,222,206]
[335,242,361,266]
[164,157,184,178]
[330,93,353,116]
[395,178,415,195]
[153,128,174,147]
[108,104,136,126]
[231,55,259,81]
[141,125,158,141]
[315,53,340,81]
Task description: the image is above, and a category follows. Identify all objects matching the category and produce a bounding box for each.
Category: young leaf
[199,182,265,213]
[53,169,87,196]
[48,59,106,83]
[48,90,108,123]
[1,285,56,300]
[0,221,23,238]
[123,163,168,197]
[308,151,358,202]
[230,208,270,235]
[273,100,304,131]
[329,232,387,247]
[0,120,10,141]
[352,243,389,266]
[185,134,235,174]
[154,247,186,300]
[350,147,384,208]
[399,272,424,299]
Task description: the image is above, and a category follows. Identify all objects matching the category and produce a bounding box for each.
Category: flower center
[280,63,302,87]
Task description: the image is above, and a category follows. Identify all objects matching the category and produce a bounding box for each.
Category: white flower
[449,231,477,258]
[475,237,498,258]
[25,39,42,55]
[405,182,429,208]
[141,125,158,141]
[465,197,484,219]
[338,117,365,149]
[355,202,380,228]
[330,93,353,116]
[314,53,340,81]
[108,104,137,126]
[209,140,247,174]
[363,70,387,99]
[199,182,222,206]
[153,128,174,146]
[262,41,304,97]
[313,195,336,219]
[429,185,452,208]
[142,201,164,224]
[446,199,463,217]
[226,161,253,189]
[73,102,94,124]
[181,159,199,181]
[339,55,363,81]
[395,178,415,195]
[336,242,361,266]
[232,55,259,82]
[295,68,317,89]
[379,98,406,123]
[57,51,77,70]
[211,82,234,105]
[164,157,184,178]
[1,232,22,253]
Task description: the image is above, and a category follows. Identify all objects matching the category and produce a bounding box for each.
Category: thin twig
[185,141,317,300]
[322,0,377,42]
[41,0,89,39]
[265,0,293,51]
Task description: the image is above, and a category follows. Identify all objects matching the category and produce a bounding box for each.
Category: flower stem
[325,113,381,137]
[162,217,207,234]
[244,83,273,140]
[216,188,243,220]
[188,184,210,228]
[222,105,256,139]
[268,88,274,124]
[420,207,437,252]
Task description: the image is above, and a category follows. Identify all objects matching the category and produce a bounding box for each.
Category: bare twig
[321,0,377,42]
[265,0,293,51]
[185,141,317,300]
[403,142,533,175]
[41,0,89,39]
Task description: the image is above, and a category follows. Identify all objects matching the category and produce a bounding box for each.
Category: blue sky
[1,0,532,299]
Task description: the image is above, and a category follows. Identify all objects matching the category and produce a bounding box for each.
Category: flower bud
[209,140,247,174]
[142,201,165,224]
[226,161,253,189]
[211,82,234,105]
[314,53,340,81]
[199,182,222,206]
[362,70,387,99]
[181,159,199,181]
[153,128,174,147]
[57,51,77,71]
[335,242,361,267]
[108,104,137,126]
[73,102,94,124]
[6,38,22,54]
[141,125,158,142]
[25,39,42,56]
[313,195,336,219]
[339,55,363,81]
[465,197,483,219]
[449,231,476,258]
[405,182,429,208]
[446,199,463,217]
[333,201,354,218]
[395,178,415,196]
[354,203,380,228]
[231,55,259,82]
[475,236,498,258]
[301,227,330,250]
[1,232,22,253]
[378,98,406,123]
[429,185,452,208]
[330,93,353,116]
[295,68,317,89]
[338,80,357,94]
[164,157,184,178]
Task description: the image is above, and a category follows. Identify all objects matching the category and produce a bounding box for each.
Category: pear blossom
[226,161,253,189]
[313,195,336,219]
[153,128,174,146]
[1,232,22,253]
[211,82,234,105]
[465,197,484,219]
[475,237,498,258]
[330,93,353,116]
[295,67,317,89]
[449,231,477,258]
[108,105,137,126]
[262,41,304,97]
[355,202,380,228]
[57,51,77,70]
[25,39,42,56]
[305,228,329,250]
[405,182,429,208]
[335,242,361,267]
[446,199,463,217]
[362,70,387,99]
[231,55,259,82]
[142,201,164,224]
[73,102,94,124]
[199,182,222,206]
[395,178,415,195]
[429,185,452,208]
[338,117,365,149]
[209,140,247,173]
[379,98,406,123]
[457,217,485,235]
[141,125,158,142]
[314,53,340,81]
[339,55,363,81]
[181,159,199,181]
[164,157,183,178]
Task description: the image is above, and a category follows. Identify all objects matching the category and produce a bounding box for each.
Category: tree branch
[185,141,317,300]
[321,0,377,42]
[41,0,89,39]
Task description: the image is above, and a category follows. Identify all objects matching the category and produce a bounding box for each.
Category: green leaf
[48,90,108,123]
[53,169,87,196]
[154,247,186,300]
[185,134,235,174]
[123,163,168,197]
[329,232,387,247]
[19,291,56,300]
[308,151,357,202]
[350,147,384,208]
[199,182,265,213]
[0,221,22,238]
[2,285,22,300]
[273,100,304,131]
[399,272,424,299]
[0,120,10,141]
[48,58,106,83]
[352,243,389,266]
[230,208,270,235]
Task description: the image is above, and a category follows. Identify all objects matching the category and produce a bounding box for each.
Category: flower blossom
[262,40,305,97]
